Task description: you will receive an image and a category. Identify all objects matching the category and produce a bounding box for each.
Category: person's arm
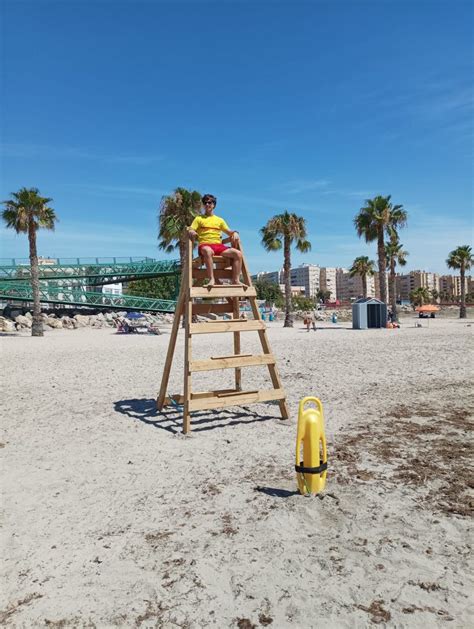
[221,218,240,244]
[223,228,240,244]
[188,216,200,241]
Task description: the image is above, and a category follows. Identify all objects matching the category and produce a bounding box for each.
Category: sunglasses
[203,201,215,206]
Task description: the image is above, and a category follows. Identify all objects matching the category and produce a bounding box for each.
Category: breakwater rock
[0,311,174,333]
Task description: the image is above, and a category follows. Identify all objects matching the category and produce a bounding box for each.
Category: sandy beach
[1,316,472,627]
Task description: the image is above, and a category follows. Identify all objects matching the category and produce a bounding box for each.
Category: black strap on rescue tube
[295,461,328,474]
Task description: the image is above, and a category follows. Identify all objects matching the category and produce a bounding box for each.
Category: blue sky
[1,0,472,274]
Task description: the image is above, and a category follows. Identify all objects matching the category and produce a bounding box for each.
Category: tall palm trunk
[377,229,387,304]
[362,273,367,298]
[283,236,292,327]
[179,236,187,269]
[28,223,43,336]
[389,259,397,321]
[460,264,466,318]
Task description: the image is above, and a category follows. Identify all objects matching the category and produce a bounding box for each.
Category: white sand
[1,317,472,627]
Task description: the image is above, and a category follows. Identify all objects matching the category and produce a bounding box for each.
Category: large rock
[0,316,15,332]
[15,315,32,328]
[46,317,63,328]
[74,314,90,327]
[61,317,75,329]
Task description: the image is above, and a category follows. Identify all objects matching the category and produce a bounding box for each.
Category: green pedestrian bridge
[0,257,181,312]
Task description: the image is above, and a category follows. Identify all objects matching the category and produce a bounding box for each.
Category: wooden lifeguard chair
[157,235,288,433]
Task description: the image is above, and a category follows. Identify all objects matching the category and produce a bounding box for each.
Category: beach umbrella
[126,311,146,319]
[415,305,440,313]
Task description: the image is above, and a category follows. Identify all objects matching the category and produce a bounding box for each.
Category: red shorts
[198,243,229,257]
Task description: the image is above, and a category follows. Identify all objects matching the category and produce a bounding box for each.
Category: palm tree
[409,287,430,308]
[2,188,57,337]
[158,188,202,267]
[349,256,376,298]
[431,289,439,304]
[354,195,407,304]
[439,289,451,304]
[316,289,331,304]
[260,211,311,327]
[385,236,408,321]
[446,245,473,318]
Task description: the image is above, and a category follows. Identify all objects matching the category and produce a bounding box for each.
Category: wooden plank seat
[190,320,265,334]
[191,286,254,298]
[190,353,275,372]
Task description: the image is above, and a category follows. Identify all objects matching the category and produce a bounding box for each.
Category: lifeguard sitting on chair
[188,193,243,287]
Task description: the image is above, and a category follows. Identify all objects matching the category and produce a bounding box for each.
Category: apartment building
[252,270,283,285]
[320,267,337,301]
[439,275,469,300]
[102,283,123,296]
[278,284,306,296]
[289,264,320,297]
[336,269,376,302]
[253,265,320,297]
[396,271,440,301]
[253,262,472,304]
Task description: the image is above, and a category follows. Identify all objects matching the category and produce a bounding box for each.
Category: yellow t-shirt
[189,214,230,244]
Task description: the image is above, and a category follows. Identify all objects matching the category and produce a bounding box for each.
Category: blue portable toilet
[352,297,387,329]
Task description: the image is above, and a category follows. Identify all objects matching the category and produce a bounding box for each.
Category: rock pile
[294,308,353,322]
[0,311,174,333]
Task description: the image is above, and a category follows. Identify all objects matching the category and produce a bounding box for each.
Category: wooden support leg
[157,280,186,409]
[242,248,289,420]
[183,240,193,434]
[232,296,242,391]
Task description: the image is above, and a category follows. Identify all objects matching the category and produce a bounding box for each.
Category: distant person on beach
[188,194,243,287]
[304,312,316,331]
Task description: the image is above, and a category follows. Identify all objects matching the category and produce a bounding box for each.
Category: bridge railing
[0,256,158,267]
[0,283,177,312]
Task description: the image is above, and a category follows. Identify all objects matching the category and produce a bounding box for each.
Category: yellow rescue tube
[295,397,327,495]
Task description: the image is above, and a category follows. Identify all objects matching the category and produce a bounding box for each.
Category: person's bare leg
[222,249,244,285]
[201,247,216,287]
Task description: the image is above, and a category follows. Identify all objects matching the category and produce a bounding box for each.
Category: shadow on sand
[114,398,278,434]
[254,486,299,498]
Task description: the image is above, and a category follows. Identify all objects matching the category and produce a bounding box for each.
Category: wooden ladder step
[190,320,265,334]
[191,286,256,298]
[188,388,286,412]
[190,353,276,372]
